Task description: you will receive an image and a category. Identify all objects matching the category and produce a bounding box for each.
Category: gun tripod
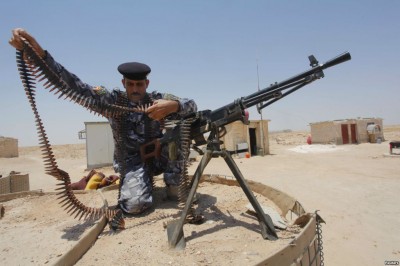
[167,128,278,249]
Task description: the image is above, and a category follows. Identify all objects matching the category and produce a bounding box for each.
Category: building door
[350,124,357,144]
[249,128,257,155]
[341,124,349,144]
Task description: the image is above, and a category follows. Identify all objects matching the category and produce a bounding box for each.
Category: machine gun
[142,51,351,249]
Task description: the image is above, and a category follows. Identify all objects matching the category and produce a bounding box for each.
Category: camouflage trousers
[118,145,184,214]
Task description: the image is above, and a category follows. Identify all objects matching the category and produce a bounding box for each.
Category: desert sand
[1,125,399,265]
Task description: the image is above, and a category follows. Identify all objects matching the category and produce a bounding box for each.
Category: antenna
[256,59,265,156]
[256,60,262,115]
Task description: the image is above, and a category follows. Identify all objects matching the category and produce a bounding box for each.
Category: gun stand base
[167,148,278,249]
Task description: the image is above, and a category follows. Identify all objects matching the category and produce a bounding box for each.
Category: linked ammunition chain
[177,115,203,223]
[125,209,176,230]
[141,95,157,189]
[14,39,138,230]
[16,48,123,226]
[15,38,195,232]
[177,117,193,207]
[111,93,130,230]
[316,212,325,265]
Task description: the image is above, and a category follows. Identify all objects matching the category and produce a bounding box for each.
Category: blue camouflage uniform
[44,52,197,214]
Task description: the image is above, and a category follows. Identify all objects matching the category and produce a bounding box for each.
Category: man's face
[122,78,149,103]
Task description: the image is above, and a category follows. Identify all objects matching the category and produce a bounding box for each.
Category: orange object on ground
[85,172,106,190]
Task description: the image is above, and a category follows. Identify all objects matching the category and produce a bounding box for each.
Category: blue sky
[1,0,399,146]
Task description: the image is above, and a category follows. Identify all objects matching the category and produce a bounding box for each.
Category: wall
[0,137,18,158]
[248,120,269,155]
[310,118,384,144]
[356,118,384,142]
[221,120,270,155]
[222,121,248,152]
[310,121,339,144]
[85,122,114,169]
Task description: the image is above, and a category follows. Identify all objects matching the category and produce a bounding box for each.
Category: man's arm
[9,28,114,103]
[177,98,197,116]
[146,99,179,120]
[146,93,197,121]
[9,28,46,58]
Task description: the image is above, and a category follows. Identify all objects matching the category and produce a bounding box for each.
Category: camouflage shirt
[44,52,197,171]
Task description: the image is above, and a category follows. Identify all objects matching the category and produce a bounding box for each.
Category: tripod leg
[167,150,213,249]
[222,151,278,240]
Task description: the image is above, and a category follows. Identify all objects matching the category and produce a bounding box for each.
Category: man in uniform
[9,28,197,214]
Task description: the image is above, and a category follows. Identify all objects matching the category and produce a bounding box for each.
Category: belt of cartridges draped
[16,40,190,230]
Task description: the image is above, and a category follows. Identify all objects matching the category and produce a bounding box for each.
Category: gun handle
[140,139,161,162]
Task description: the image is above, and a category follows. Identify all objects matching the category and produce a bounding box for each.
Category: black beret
[117,62,151,80]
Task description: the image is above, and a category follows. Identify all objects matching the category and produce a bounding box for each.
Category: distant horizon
[6,120,398,148]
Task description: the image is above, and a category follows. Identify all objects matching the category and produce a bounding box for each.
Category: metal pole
[222,150,277,240]
[257,62,265,156]
[167,150,213,249]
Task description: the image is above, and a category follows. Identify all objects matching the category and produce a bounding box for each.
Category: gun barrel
[242,51,351,109]
[193,51,351,140]
[321,52,351,70]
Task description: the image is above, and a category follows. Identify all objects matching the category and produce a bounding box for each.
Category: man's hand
[9,28,46,58]
[146,99,179,120]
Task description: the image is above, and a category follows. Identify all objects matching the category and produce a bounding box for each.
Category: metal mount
[167,126,278,249]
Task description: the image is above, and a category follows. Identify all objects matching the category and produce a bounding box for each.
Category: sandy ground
[1,125,400,265]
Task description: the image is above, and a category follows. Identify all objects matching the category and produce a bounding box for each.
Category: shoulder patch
[93,86,107,96]
[162,93,180,101]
